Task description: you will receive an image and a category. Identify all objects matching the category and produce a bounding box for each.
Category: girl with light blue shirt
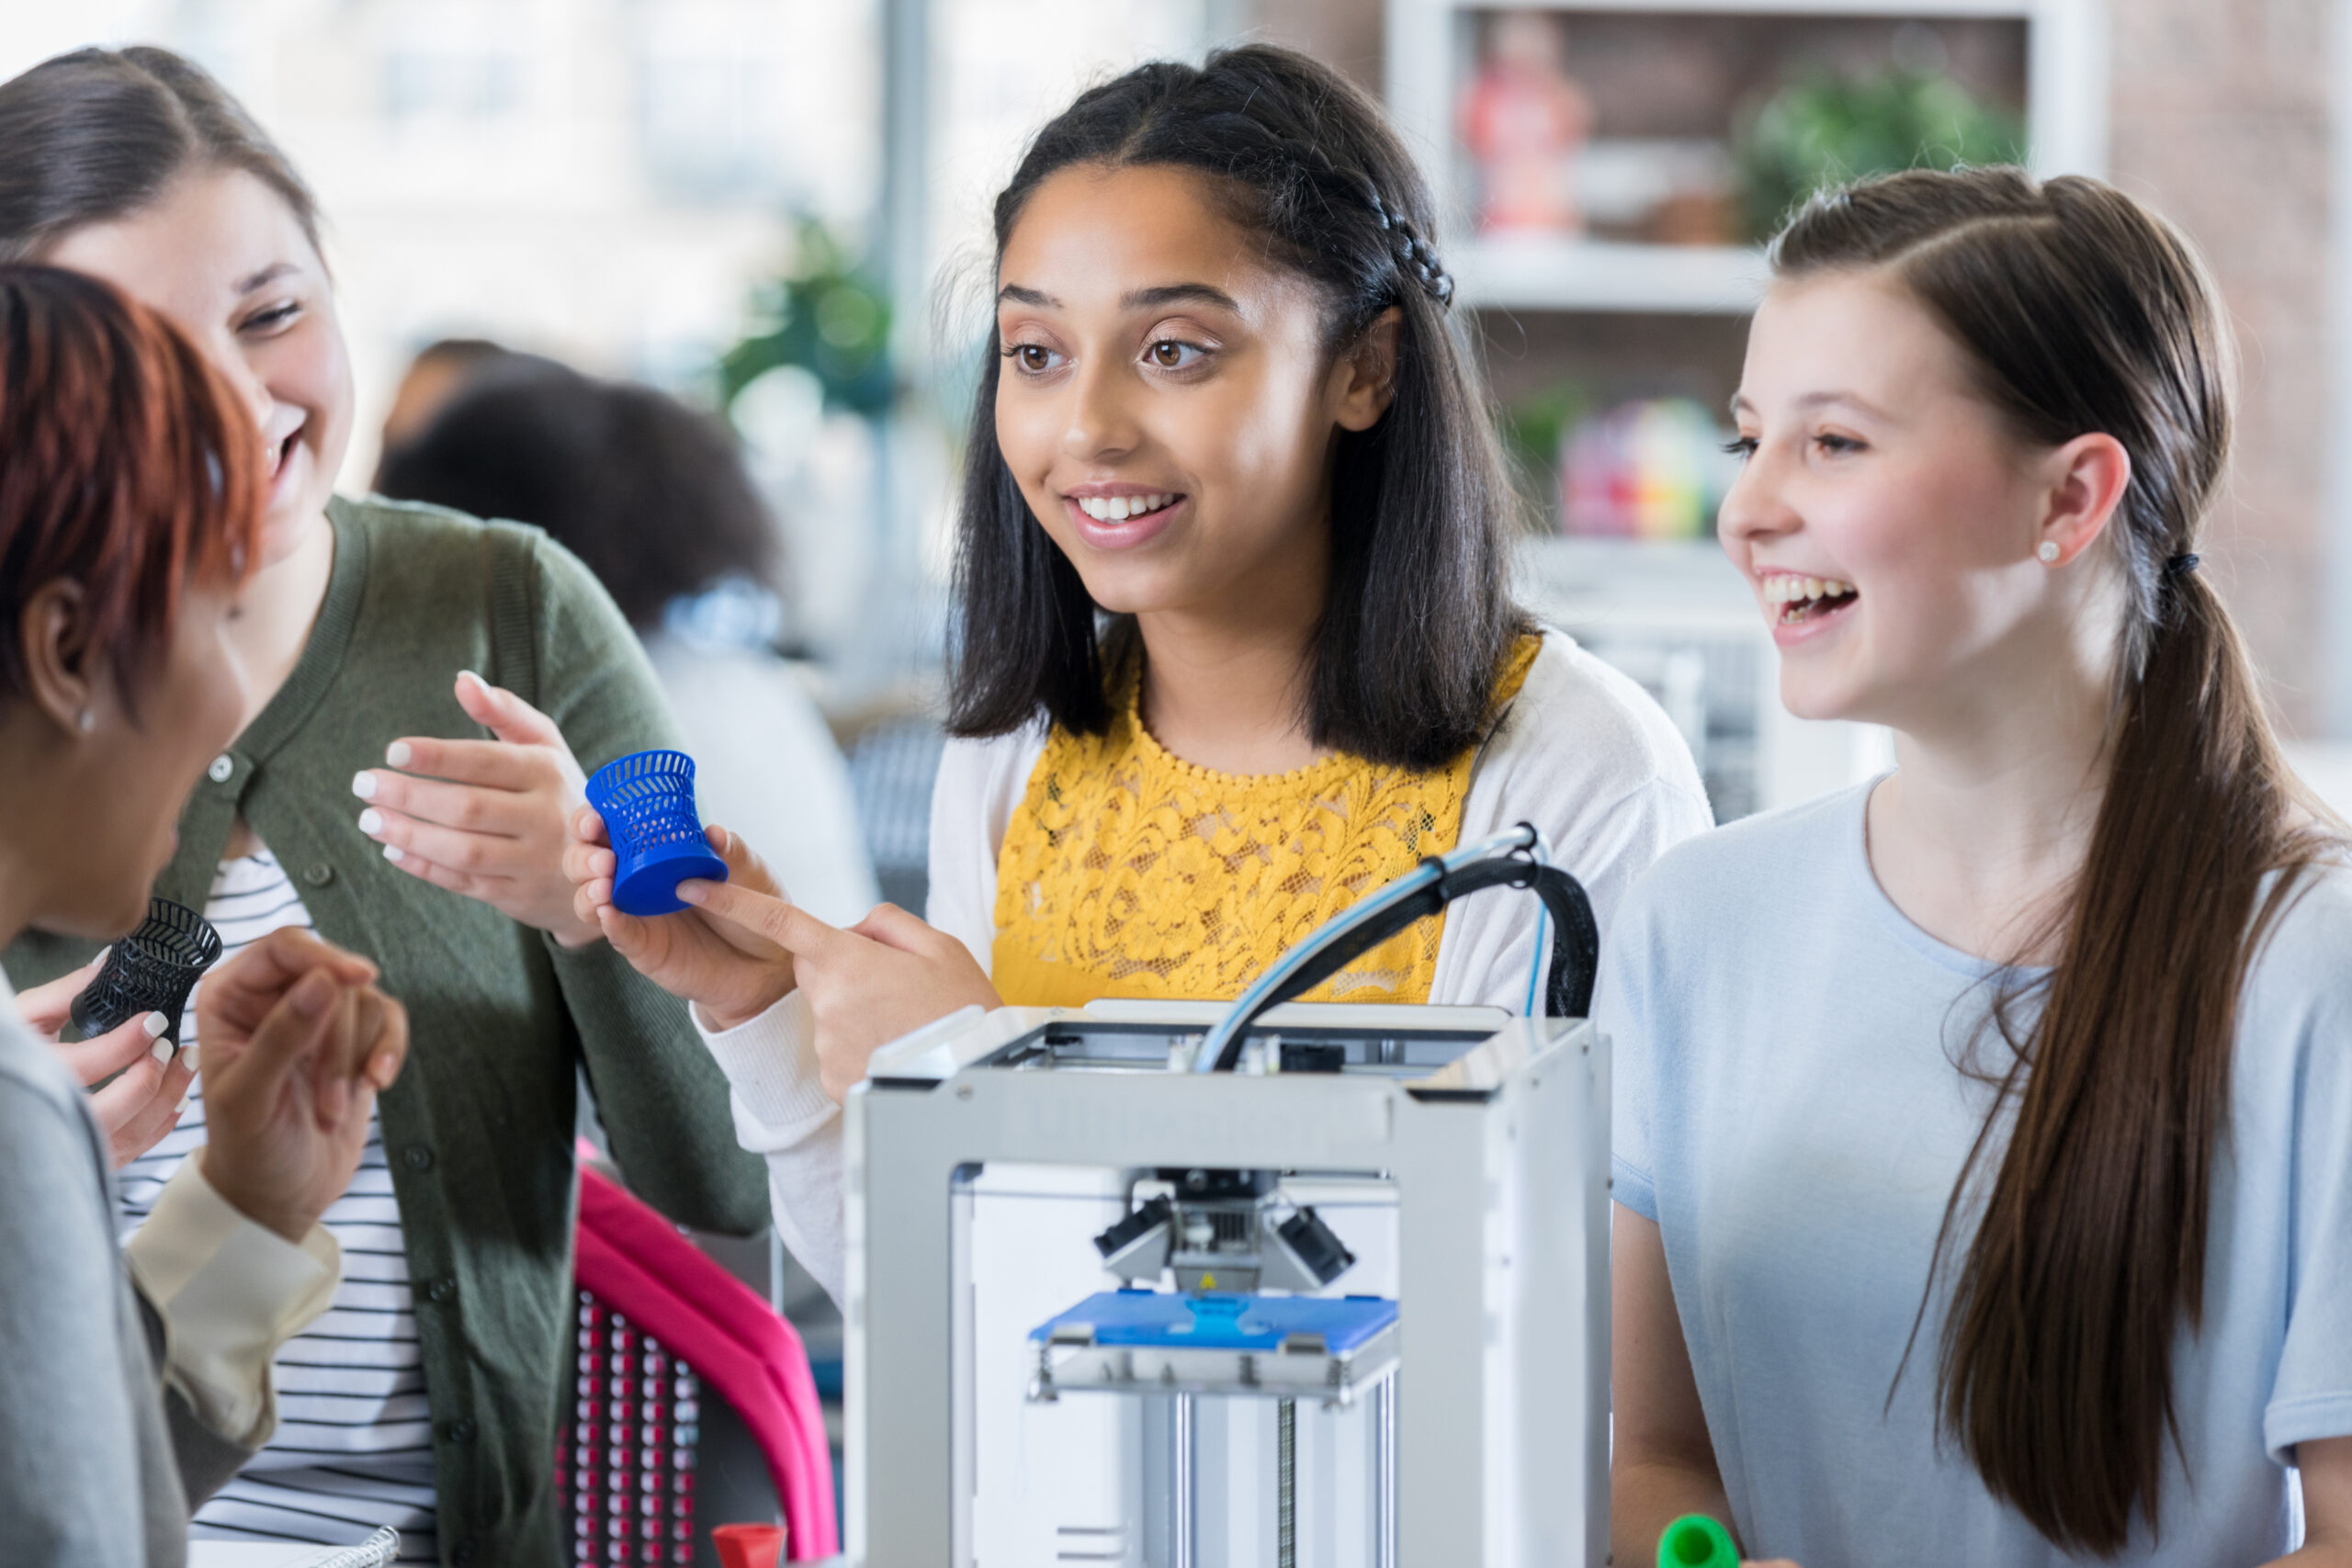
[1599,166,2352,1568]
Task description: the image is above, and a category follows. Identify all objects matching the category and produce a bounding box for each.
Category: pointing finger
[675,878,834,958]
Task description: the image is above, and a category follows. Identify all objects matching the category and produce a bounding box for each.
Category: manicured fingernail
[175,1091,191,1114]
[385,740,412,767]
[458,669,486,692]
[382,843,405,863]
[93,946,110,968]
[351,771,378,800]
[290,970,334,1017]
[141,1011,169,1039]
[370,1050,399,1088]
[358,808,384,835]
[150,1038,173,1066]
[179,1045,198,1074]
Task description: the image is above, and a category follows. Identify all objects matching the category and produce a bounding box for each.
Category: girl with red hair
[0,49,763,1561]
[0,260,409,1566]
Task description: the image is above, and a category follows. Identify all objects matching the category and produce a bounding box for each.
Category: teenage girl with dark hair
[567,43,1713,1304]
[0,48,763,1563]
[1604,167,2352,1566]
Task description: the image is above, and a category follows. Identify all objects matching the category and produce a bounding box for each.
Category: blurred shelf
[1517,536,1756,633]
[1387,0,2107,279]
[1458,238,1766,314]
[1522,534,1736,578]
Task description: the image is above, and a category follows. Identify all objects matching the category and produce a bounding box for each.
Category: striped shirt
[117,849,437,1562]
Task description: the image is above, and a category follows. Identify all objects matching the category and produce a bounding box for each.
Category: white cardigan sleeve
[691,727,1045,1307]
[699,633,1708,1304]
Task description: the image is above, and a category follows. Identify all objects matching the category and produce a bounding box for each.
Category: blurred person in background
[371,336,565,476]
[0,47,765,1564]
[0,261,410,1566]
[376,357,881,929]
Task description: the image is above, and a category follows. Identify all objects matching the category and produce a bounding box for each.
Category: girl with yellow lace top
[566,45,1713,1304]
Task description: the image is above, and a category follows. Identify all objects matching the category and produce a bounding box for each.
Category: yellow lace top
[990,635,1542,1008]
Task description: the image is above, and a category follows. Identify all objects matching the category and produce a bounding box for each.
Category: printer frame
[842,998,1611,1567]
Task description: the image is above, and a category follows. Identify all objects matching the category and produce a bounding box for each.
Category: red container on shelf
[712,1522,787,1568]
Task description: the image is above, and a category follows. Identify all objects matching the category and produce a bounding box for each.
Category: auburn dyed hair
[0,264,260,714]
[1774,167,2335,1554]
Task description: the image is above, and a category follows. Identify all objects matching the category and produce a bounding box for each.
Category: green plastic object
[1658,1514,1739,1568]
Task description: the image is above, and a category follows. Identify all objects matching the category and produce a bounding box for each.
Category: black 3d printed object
[70,897,222,1041]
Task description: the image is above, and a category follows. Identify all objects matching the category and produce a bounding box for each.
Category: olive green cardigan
[4,495,766,1568]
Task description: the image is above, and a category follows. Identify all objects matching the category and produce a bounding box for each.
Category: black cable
[1207,848,1598,1070]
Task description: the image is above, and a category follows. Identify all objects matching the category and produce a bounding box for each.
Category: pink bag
[574,1154,839,1561]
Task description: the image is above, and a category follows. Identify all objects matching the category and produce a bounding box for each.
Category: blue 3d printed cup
[72,896,223,1042]
[586,750,729,917]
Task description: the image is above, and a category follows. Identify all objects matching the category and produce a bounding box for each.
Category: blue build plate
[1029,1290,1397,1353]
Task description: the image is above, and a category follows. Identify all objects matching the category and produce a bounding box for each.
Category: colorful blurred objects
[1460,12,1593,234]
[1559,398,1737,541]
[1734,67,2024,242]
[1500,380,1593,515]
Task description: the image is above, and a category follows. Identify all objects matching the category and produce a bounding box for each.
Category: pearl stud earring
[76,708,96,732]
[2036,541,2061,564]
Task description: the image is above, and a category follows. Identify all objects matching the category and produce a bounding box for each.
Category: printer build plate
[1027,1290,1398,1406]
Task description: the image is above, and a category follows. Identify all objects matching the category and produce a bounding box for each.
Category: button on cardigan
[4,494,768,1567]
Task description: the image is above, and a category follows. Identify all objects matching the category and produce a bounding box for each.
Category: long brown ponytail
[1772,166,2335,1554]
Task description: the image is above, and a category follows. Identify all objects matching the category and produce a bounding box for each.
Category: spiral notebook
[187,1529,400,1568]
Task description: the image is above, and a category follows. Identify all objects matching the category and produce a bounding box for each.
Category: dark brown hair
[376,362,782,631]
[0,264,260,713]
[0,46,321,261]
[1773,166,2334,1553]
[948,43,1526,769]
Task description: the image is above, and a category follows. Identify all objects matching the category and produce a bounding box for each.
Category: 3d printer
[841,828,1612,1566]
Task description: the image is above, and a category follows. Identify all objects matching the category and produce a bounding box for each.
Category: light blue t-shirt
[1599,781,2352,1567]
